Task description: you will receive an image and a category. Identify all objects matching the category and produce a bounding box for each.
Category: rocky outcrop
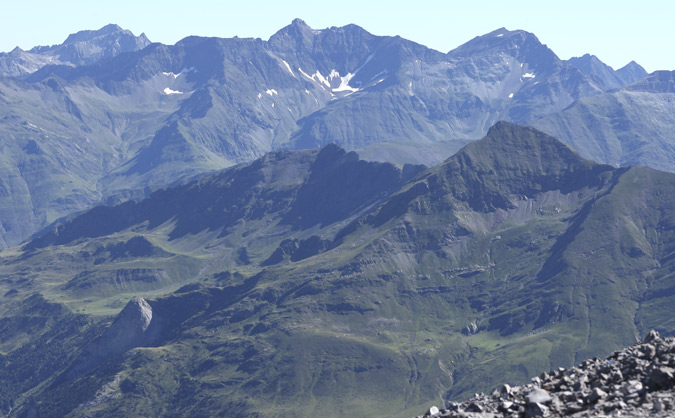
[63,297,162,380]
[415,331,675,417]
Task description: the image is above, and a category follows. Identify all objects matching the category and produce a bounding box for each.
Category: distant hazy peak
[619,60,645,72]
[270,18,320,41]
[569,53,613,69]
[624,70,675,93]
[269,18,373,42]
[567,53,623,89]
[290,18,311,28]
[447,27,561,74]
[266,18,380,76]
[448,27,546,56]
[29,23,150,53]
[63,23,125,43]
[567,54,649,90]
[616,60,648,84]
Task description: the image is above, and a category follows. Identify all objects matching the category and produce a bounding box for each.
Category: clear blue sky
[3,0,672,73]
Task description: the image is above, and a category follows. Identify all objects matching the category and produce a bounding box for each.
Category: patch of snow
[312,70,331,88]
[257,93,262,99]
[272,103,275,108]
[163,87,183,95]
[520,63,523,68]
[266,89,278,96]
[522,73,536,79]
[161,67,196,79]
[298,67,312,79]
[305,89,310,94]
[281,59,295,77]
[333,72,359,93]
[508,93,514,98]
[497,34,504,37]
[298,67,330,90]
[299,67,360,94]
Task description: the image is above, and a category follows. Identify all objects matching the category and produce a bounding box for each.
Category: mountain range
[2,19,675,418]
[0,24,150,78]
[0,19,663,249]
[2,122,674,417]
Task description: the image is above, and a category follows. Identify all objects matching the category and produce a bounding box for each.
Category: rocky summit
[415,331,675,417]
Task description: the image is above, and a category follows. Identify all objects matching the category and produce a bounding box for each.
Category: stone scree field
[415,331,675,417]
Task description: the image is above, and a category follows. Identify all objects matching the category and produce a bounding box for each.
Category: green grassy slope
[2,123,675,417]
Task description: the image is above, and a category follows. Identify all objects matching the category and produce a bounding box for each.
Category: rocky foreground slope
[416,331,675,417]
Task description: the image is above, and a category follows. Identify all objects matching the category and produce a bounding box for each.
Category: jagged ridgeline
[1,18,670,251]
[2,123,675,417]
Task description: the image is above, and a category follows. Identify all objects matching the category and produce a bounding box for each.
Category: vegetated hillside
[2,123,674,418]
[0,20,638,248]
[529,70,675,173]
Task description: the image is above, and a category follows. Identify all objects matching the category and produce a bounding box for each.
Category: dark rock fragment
[649,366,674,390]
[526,402,548,417]
[465,402,483,412]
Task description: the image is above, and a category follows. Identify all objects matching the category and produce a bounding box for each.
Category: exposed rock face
[64,297,161,380]
[566,54,646,90]
[528,69,675,173]
[0,24,150,77]
[415,331,675,417]
[0,21,624,249]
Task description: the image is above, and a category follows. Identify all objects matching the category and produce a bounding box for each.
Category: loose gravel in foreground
[415,331,675,417]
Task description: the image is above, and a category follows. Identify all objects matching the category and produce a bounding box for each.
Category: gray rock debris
[414,330,675,417]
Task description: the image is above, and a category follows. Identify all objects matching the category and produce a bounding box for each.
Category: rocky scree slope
[415,331,675,417]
